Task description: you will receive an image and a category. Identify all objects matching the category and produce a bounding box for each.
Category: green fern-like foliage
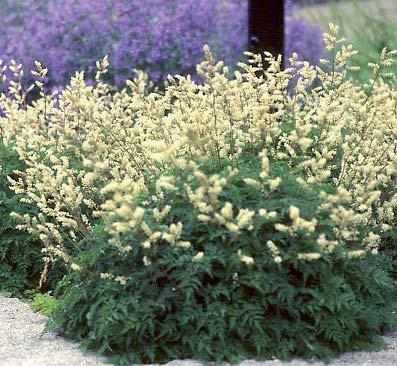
[0,142,44,295]
[49,156,397,365]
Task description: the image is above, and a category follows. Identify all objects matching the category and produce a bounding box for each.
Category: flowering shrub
[0,0,323,87]
[0,141,43,295]
[5,25,396,267]
[50,158,396,364]
[0,24,396,362]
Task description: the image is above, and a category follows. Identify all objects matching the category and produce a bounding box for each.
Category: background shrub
[285,0,324,67]
[49,157,397,365]
[297,0,397,82]
[0,0,323,87]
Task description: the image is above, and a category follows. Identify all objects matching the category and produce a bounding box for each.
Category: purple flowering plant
[285,0,324,66]
[0,0,323,87]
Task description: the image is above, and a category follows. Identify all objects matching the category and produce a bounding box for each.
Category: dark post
[248,0,285,59]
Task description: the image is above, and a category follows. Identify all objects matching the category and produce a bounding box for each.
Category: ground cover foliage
[30,292,58,317]
[0,24,397,364]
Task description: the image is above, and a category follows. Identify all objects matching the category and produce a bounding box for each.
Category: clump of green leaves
[49,156,397,365]
[30,292,58,317]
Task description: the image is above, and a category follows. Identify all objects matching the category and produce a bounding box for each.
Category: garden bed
[1,19,397,366]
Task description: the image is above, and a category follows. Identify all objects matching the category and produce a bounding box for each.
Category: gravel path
[1,295,397,366]
[0,296,106,366]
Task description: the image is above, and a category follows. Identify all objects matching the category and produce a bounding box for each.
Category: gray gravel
[1,295,397,366]
[0,296,107,366]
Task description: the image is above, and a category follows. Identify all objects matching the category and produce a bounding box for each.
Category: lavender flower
[285,0,324,65]
[0,0,323,87]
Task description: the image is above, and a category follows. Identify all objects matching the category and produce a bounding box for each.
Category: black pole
[248,0,284,59]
